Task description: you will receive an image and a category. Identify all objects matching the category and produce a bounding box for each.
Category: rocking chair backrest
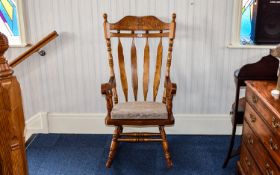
[103,13,176,104]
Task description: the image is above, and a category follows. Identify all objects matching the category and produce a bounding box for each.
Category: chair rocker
[101,13,177,168]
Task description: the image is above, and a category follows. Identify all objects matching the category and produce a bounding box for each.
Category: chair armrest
[101,83,112,95]
[101,76,115,115]
[164,76,177,116]
[165,76,177,96]
[101,76,116,95]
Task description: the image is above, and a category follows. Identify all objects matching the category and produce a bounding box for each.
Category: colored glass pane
[0,0,19,37]
[240,0,254,44]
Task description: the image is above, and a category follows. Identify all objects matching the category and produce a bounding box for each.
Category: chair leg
[106,126,122,168]
[159,126,173,168]
[222,121,238,168]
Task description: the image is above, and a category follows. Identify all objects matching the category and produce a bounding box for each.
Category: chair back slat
[117,38,128,101]
[131,37,138,101]
[153,37,163,101]
[143,37,150,101]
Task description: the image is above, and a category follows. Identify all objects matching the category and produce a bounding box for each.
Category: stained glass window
[240,0,254,44]
[0,0,23,45]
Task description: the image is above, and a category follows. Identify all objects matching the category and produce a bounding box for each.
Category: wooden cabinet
[238,81,280,175]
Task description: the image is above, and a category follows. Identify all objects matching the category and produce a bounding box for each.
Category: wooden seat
[222,55,279,168]
[101,14,177,168]
[111,102,168,120]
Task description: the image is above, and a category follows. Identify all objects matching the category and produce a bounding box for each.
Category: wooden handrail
[9,31,59,68]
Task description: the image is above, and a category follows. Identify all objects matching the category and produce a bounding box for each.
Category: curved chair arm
[165,76,177,116]
[101,76,115,115]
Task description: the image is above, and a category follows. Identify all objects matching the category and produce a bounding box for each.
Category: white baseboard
[25,112,242,140]
[25,112,48,141]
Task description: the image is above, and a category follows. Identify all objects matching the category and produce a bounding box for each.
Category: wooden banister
[9,31,58,68]
[0,33,28,175]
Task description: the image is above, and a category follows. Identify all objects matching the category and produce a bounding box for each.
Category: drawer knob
[250,114,256,123]
[272,117,280,128]
[265,163,274,175]
[245,157,251,167]
[252,95,258,103]
[269,138,278,151]
[248,136,254,145]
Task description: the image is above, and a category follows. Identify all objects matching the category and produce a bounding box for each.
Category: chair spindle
[104,14,118,104]
[162,38,174,103]
[106,38,118,104]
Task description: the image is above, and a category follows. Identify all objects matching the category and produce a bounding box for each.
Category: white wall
[6,0,269,120]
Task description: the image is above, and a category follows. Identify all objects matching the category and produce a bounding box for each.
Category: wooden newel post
[0,33,28,175]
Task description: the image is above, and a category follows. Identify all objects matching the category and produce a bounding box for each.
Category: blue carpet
[26,134,240,175]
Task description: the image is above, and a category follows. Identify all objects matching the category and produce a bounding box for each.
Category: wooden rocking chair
[101,13,177,168]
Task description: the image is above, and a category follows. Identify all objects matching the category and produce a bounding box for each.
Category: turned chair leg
[106,126,122,168]
[159,126,173,168]
[223,120,238,168]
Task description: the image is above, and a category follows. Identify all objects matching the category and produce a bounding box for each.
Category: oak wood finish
[159,126,173,168]
[131,37,138,101]
[143,37,150,101]
[0,33,28,175]
[153,37,163,101]
[103,15,118,104]
[106,126,122,168]
[239,135,262,175]
[101,14,176,168]
[9,31,58,68]
[237,161,246,175]
[237,81,280,175]
[117,38,128,101]
[108,16,170,31]
[223,55,279,168]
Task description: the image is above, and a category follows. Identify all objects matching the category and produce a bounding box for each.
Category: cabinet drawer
[246,85,280,138]
[240,137,261,175]
[244,103,280,172]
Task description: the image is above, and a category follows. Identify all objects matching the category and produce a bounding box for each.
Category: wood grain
[153,37,163,101]
[143,37,150,101]
[237,81,280,174]
[117,38,128,101]
[131,37,138,101]
[239,133,262,175]
[101,14,176,168]
[223,55,279,168]
[109,16,170,31]
[106,126,122,168]
[0,33,28,175]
